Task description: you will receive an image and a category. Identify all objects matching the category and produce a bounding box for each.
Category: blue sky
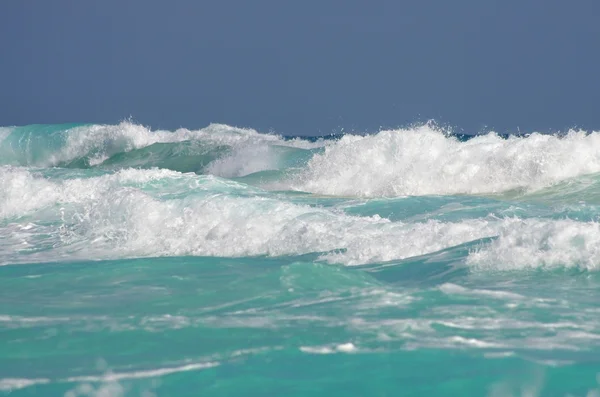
[1,0,599,136]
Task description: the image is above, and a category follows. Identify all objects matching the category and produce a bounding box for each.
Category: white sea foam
[0,166,185,218]
[0,167,501,265]
[0,377,50,391]
[350,312,600,353]
[438,283,528,301]
[467,219,600,270]
[300,342,357,354]
[61,362,217,397]
[4,167,600,268]
[65,362,218,383]
[294,125,600,197]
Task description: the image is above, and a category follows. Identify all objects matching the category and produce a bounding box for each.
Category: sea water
[2,122,600,396]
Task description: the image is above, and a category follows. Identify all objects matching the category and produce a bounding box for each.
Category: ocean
[2,122,600,396]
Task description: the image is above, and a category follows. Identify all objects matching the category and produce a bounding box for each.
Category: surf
[4,121,600,199]
[4,122,600,396]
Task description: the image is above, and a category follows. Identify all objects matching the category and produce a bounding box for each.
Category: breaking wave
[1,166,600,269]
[3,122,600,269]
[3,122,600,197]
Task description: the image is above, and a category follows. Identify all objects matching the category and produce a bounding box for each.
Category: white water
[6,122,600,197]
[4,123,600,268]
[295,125,600,197]
[467,218,600,270]
[3,167,600,269]
[0,167,493,265]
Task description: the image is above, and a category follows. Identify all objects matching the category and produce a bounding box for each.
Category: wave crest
[0,122,324,178]
[295,125,600,197]
[5,122,600,197]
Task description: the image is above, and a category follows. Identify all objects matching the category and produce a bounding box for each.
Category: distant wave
[3,122,600,197]
[0,122,325,175]
[294,125,600,197]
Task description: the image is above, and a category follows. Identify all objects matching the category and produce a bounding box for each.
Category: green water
[2,122,600,396]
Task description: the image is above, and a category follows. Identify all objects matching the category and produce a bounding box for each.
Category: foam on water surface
[4,164,600,270]
[296,126,600,197]
[3,122,600,396]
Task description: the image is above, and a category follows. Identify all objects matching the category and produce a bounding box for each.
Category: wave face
[0,122,323,175]
[3,122,600,396]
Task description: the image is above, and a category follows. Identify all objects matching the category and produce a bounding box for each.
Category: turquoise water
[2,122,600,396]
